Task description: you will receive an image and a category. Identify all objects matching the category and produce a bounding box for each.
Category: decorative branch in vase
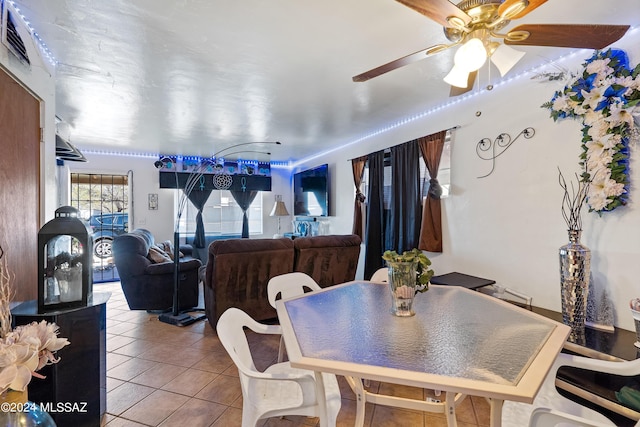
[558,169,589,232]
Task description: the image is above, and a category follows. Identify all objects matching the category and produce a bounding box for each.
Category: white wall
[301,32,640,330]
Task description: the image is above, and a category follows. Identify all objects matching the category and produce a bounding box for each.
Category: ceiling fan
[352,0,630,94]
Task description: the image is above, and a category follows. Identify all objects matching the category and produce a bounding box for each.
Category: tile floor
[100,281,491,426]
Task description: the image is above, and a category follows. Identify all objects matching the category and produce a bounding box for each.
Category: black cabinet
[12,292,109,427]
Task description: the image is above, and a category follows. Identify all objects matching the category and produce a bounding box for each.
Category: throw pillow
[148,246,172,263]
[160,240,184,259]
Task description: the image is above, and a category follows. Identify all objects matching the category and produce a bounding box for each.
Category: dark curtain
[351,156,367,239]
[388,141,421,253]
[418,130,447,252]
[363,150,385,279]
[230,190,258,238]
[186,189,212,248]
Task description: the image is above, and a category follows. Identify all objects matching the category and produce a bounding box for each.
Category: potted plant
[382,248,434,316]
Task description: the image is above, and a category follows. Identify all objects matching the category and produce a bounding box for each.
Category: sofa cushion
[293,234,362,287]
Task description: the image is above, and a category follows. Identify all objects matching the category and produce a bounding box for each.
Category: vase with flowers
[0,246,69,425]
[382,248,434,317]
[558,170,591,340]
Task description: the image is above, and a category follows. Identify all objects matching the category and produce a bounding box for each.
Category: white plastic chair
[528,407,614,427]
[267,272,322,307]
[369,267,388,283]
[216,307,342,427]
[502,352,640,427]
[268,272,322,362]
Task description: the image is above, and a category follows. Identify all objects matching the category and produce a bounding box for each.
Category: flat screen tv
[293,164,329,216]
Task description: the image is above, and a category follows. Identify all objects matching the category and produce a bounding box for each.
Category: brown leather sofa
[204,234,361,328]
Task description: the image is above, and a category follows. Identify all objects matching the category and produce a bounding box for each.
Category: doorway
[70,173,129,283]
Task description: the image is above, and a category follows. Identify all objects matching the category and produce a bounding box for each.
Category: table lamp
[270,195,289,238]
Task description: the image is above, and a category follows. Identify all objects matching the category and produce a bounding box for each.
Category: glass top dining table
[276,281,570,427]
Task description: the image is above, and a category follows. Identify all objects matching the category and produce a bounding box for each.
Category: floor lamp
[155,142,282,326]
[156,158,210,327]
[270,195,289,238]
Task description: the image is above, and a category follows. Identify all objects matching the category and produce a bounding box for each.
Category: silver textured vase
[559,230,591,336]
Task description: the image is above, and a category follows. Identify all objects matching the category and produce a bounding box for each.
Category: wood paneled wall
[0,67,41,302]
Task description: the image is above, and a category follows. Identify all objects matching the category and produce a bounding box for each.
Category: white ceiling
[10,0,640,163]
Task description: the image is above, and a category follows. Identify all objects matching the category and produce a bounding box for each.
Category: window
[360,131,452,200]
[420,131,452,199]
[177,190,264,236]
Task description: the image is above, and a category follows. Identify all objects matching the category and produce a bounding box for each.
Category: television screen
[293,164,329,216]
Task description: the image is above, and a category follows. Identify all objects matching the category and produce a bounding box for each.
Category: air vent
[1,2,30,66]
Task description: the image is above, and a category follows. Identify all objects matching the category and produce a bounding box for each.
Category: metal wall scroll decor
[476,127,535,178]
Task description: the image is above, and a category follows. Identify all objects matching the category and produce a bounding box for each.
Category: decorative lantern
[38,206,93,312]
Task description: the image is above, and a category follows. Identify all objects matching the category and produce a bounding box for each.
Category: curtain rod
[347,125,460,162]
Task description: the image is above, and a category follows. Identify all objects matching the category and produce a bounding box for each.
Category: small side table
[12,292,110,427]
[430,271,496,291]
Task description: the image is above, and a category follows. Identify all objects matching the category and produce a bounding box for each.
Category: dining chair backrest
[216,307,342,427]
[267,272,322,308]
[369,267,389,283]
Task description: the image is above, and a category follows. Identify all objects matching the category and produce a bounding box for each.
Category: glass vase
[559,229,591,341]
[387,261,418,317]
[0,390,56,426]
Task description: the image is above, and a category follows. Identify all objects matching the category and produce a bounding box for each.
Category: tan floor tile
[190,350,235,374]
[159,397,226,427]
[105,417,149,426]
[108,321,139,335]
[130,362,188,388]
[161,368,217,396]
[106,381,155,415]
[108,357,158,381]
[112,338,160,357]
[106,377,125,392]
[120,389,190,425]
[370,404,425,426]
[471,396,491,426]
[455,395,478,425]
[107,334,137,352]
[195,374,242,405]
[107,352,133,370]
[336,397,375,427]
[210,406,245,427]
[137,342,207,367]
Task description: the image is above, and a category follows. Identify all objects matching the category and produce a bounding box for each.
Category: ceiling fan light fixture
[499,0,528,20]
[490,44,526,76]
[454,38,487,72]
[443,65,470,88]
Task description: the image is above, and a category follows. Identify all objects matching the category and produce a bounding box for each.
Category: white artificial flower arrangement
[543,48,639,213]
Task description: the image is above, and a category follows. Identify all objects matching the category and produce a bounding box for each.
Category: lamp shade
[454,38,487,72]
[490,44,526,77]
[444,65,471,88]
[270,200,289,217]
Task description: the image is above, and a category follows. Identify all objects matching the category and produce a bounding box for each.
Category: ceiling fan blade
[498,0,548,20]
[449,70,477,97]
[505,24,630,49]
[352,44,450,82]
[395,0,471,28]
